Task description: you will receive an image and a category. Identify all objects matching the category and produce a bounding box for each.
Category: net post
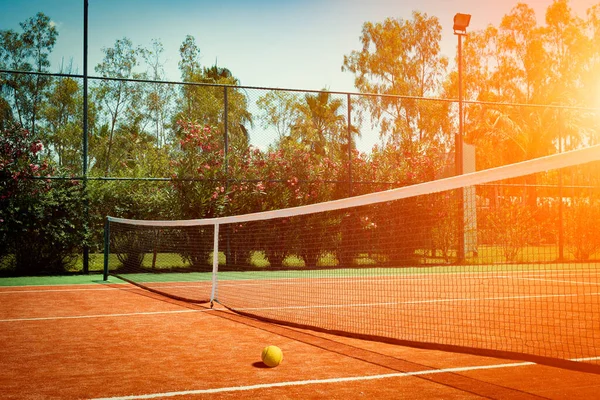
[210,223,220,305]
[103,217,110,281]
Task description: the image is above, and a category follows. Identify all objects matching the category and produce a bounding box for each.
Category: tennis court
[2,268,600,400]
[4,148,600,398]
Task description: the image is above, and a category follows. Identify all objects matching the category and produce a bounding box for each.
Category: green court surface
[3,262,599,287]
[0,274,124,287]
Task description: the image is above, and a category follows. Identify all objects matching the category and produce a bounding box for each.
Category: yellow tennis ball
[261,345,283,367]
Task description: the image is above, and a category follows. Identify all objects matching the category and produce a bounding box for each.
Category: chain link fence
[1,69,600,274]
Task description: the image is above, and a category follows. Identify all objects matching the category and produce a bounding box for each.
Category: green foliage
[0,123,83,274]
[92,37,146,175]
[87,179,175,253]
[40,75,84,172]
[170,121,228,219]
[429,193,459,262]
[482,199,539,263]
[4,7,600,275]
[564,198,600,260]
[342,11,450,148]
[175,35,252,140]
[0,12,58,134]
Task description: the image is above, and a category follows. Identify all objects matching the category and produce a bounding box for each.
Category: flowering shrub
[169,121,347,268]
[170,121,228,219]
[0,123,83,274]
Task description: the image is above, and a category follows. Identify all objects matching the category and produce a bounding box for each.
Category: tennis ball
[261,345,283,367]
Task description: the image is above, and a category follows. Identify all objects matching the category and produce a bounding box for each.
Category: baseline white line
[227,292,600,312]
[0,284,209,294]
[4,267,598,293]
[90,360,564,399]
[0,282,122,288]
[0,309,212,323]
[0,287,133,294]
[213,268,600,287]
[517,270,600,277]
[507,277,600,286]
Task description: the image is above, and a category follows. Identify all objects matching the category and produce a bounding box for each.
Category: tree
[92,37,144,175]
[0,13,58,135]
[257,89,358,200]
[21,12,58,135]
[256,90,301,142]
[141,39,174,147]
[342,11,450,150]
[42,75,80,169]
[290,91,348,159]
[173,35,252,155]
[0,75,13,130]
[464,1,593,168]
[177,35,201,119]
[40,60,90,172]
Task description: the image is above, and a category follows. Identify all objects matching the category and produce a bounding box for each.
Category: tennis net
[104,145,600,373]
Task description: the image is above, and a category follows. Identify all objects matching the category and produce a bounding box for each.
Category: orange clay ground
[1,281,600,399]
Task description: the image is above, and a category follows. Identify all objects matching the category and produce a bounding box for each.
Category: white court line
[0,283,211,294]
[213,268,600,287]
[228,292,600,312]
[517,270,600,276]
[215,277,441,288]
[132,268,600,288]
[3,267,599,293]
[507,277,600,286]
[90,357,600,400]
[0,287,132,294]
[3,268,600,296]
[0,309,212,323]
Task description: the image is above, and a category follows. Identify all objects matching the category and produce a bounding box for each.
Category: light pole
[453,13,471,176]
[453,13,470,262]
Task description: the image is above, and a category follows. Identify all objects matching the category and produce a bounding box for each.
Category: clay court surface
[2,277,600,399]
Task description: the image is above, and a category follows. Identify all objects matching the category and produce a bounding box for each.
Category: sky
[1,0,599,93]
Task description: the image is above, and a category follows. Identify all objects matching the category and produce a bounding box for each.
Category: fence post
[558,107,564,261]
[347,93,353,197]
[223,86,231,264]
[82,0,90,274]
[223,86,229,175]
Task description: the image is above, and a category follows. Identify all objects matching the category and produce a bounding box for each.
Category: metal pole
[558,108,564,261]
[103,217,109,281]
[210,223,220,306]
[223,87,230,264]
[347,93,353,197]
[82,0,90,274]
[223,86,229,174]
[456,33,465,262]
[456,34,464,177]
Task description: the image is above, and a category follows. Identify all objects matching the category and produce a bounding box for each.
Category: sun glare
[596,79,600,110]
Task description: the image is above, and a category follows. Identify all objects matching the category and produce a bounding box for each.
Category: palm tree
[290,90,357,160]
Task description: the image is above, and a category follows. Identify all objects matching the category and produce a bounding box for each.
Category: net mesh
[105,145,600,372]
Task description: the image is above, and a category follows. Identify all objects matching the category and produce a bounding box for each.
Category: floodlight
[453,13,471,34]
